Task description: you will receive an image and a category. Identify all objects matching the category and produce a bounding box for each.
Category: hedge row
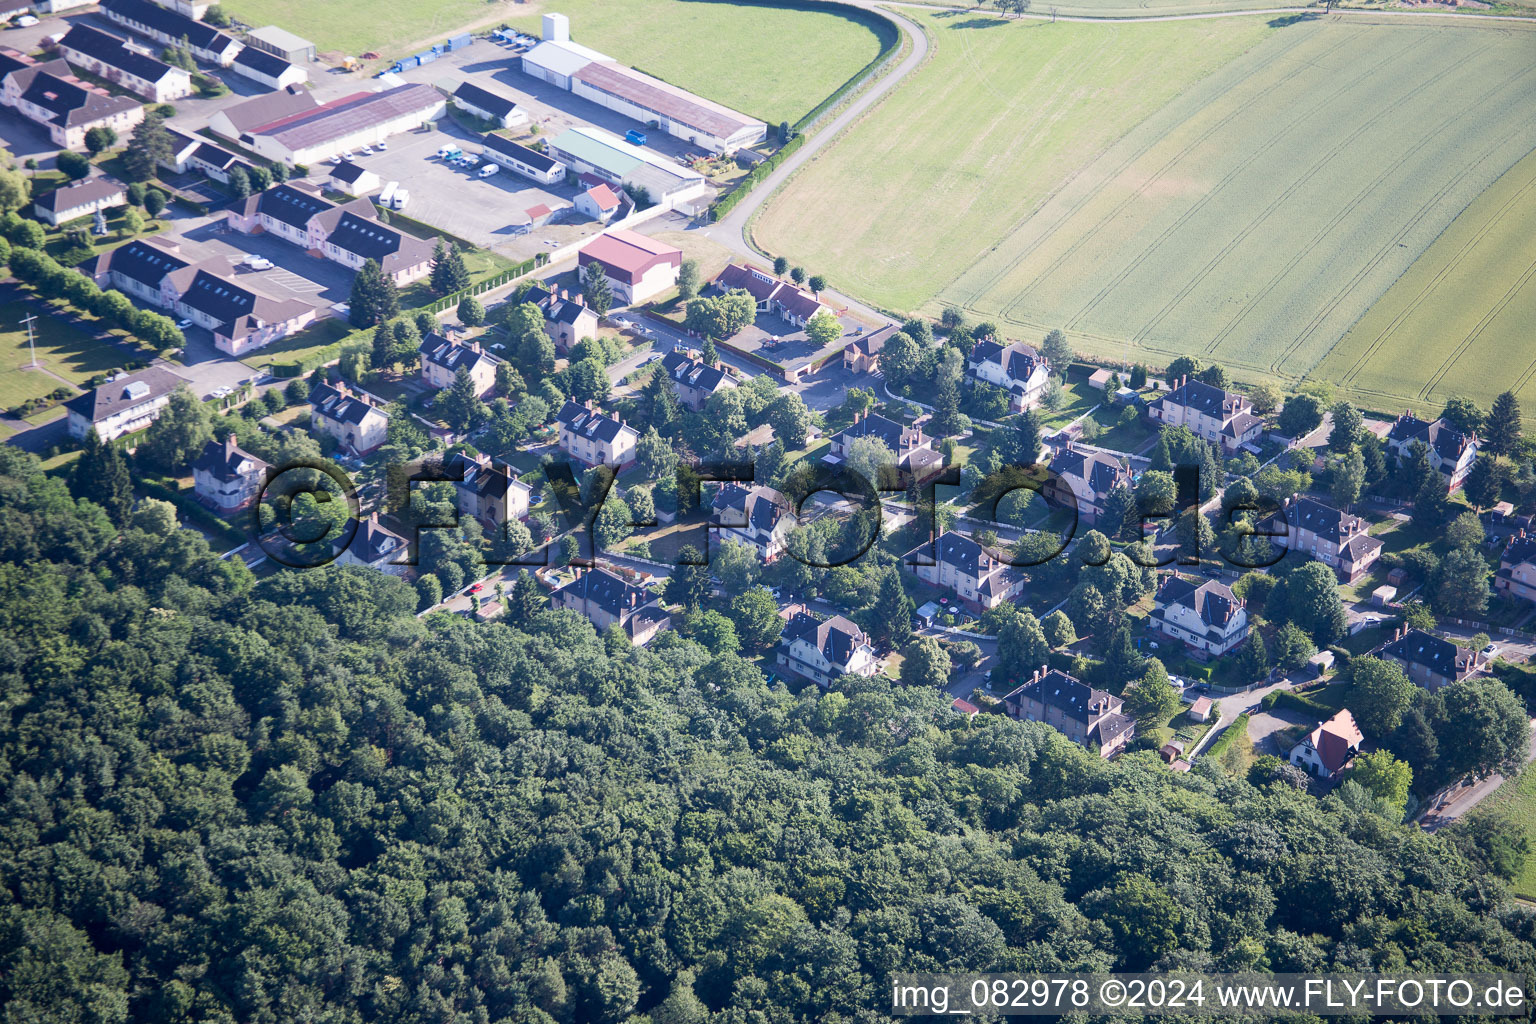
[710,133,807,221]
[1260,688,1341,716]
[791,5,903,133]
[1204,713,1251,759]
[139,477,250,548]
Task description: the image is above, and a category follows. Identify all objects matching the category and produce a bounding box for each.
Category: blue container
[415,50,437,65]
[448,33,472,50]
[625,129,647,146]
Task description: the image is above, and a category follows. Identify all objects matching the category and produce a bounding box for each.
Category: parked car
[210,385,233,399]
[1483,643,1500,658]
[376,141,387,151]
[174,318,192,330]
[242,255,274,270]
[359,146,373,156]
[478,163,500,178]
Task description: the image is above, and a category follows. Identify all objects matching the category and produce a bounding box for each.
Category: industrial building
[546,124,706,206]
[229,83,446,166]
[230,45,307,91]
[452,81,526,129]
[521,12,765,153]
[244,25,317,64]
[479,134,565,185]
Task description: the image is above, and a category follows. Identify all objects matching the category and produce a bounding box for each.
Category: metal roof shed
[246,25,316,63]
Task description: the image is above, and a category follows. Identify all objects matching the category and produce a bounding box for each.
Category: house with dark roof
[827,410,944,489]
[452,451,531,529]
[968,340,1051,413]
[1496,530,1536,606]
[480,133,565,185]
[1046,440,1131,526]
[1152,574,1249,656]
[578,229,681,304]
[1260,495,1384,582]
[1003,667,1135,758]
[452,81,526,128]
[520,284,599,352]
[334,513,409,575]
[0,52,144,149]
[902,529,1026,611]
[56,24,192,103]
[192,435,269,511]
[419,334,498,396]
[101,0,242,64]
[1289,708,1363,778]
[33,175,126,226]
[230,44,306,91]
[551,566,670,645]
[713,263,831,329]
[1147,375,1263,454]
[86,236,190,306]
[65,366,188,441]
[660,349,735,411]
[309,381,389,456]
[710,483,793,563]
[1386,412,1479,492]
[1374,626,1484,692]
[327,159,379,196]
[174,266,318,356]
[555,400,638,468]
[843,323,897,374]
[777,609,879,686]
[320,210,436,284]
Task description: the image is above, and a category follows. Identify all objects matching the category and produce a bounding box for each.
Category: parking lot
[338,124,602,258]
[177,219,357,308]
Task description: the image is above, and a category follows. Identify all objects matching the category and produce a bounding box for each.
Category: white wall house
[65,367,188,441]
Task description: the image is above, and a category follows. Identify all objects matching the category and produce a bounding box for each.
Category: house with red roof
[575,182,624,223]
[577,228,681,304]
[1289,708,1363,778]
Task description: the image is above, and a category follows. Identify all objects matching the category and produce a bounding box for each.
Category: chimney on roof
[336,381,350,398]
[583,399,593,411]
[470,340,481,354]
[368,510,378,524]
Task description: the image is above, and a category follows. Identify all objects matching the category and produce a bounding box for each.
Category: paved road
[1419,720,1536,832]
[883,0,1536,25]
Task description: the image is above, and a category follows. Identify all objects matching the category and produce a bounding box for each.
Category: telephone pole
[19,312,39,369]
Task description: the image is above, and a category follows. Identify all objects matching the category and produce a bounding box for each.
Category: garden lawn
[0,300,125,411]
[1473,765,1536,900]
[508,0,893,125]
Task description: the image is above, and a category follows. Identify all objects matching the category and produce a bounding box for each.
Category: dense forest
[2,443,1535,1024]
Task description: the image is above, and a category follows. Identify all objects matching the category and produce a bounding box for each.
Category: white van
[377,180,398,207]
[478,163,500,178]
[391,189,410,210]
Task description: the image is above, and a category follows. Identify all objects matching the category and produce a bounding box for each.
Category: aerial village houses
[230,45,307,91]
[710,484,794,564]
[308,381,389,456]
[1004,668,1136,758]
[1152,574,1250,656]
[161,128,243,183]
[1046,441,1131,525]
[173,266,317,356]
[1374,626,1484,691]
[551,566,671,645]
[480,134,566,185]
[555,400,639,468]
[1496,531,1536,605]
[522,13,766,153]
[1261,495,1384,583]
[334,513,409,576]
[577,229,682,305]
[452,81,526,128]
[0,49,144,149]
[967,340,1051,413]
[777,610,879,687]
[419,334,498,397]
[55,24,192,103]
[101,0,242,65]
[1289,708,1364,779]
[902,529,1026,611]
[1148,376,1264,454]
[327,160,380,197]
[33,176,126,227]
[660,349,735,411]
[1385,412,1479,492]
[520,284,599,352]
[827,411,945,488]
[192,435,269,512]
[714,263,831,329]
[65,366,187,441]
[453,452,531,530]
[575,182,623,223]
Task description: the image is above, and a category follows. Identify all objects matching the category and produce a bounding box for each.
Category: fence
[422,253,546,314]
[791,4,903,134]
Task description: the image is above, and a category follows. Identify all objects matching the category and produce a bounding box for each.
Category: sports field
[1313,144,1536,418]
[756,12,1536,407]
[508,0,893,125]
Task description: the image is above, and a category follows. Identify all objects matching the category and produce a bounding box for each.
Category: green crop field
[757,11,1536,410]
[1314,144,1536,419]
[508,0,893,125]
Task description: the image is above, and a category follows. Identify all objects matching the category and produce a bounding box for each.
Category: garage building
[244,25,317,64]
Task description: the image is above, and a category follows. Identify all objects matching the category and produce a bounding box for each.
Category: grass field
[1312,143,1536,419]
[1472,766,1536,900]
[757,12,1536,407]
[508,0,892,125]
[219,0,492,58]
[0,301,125,411]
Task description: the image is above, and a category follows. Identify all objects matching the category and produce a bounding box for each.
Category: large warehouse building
[546,125,707,207]
[229,83,446,167]
[521,13,765,154]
